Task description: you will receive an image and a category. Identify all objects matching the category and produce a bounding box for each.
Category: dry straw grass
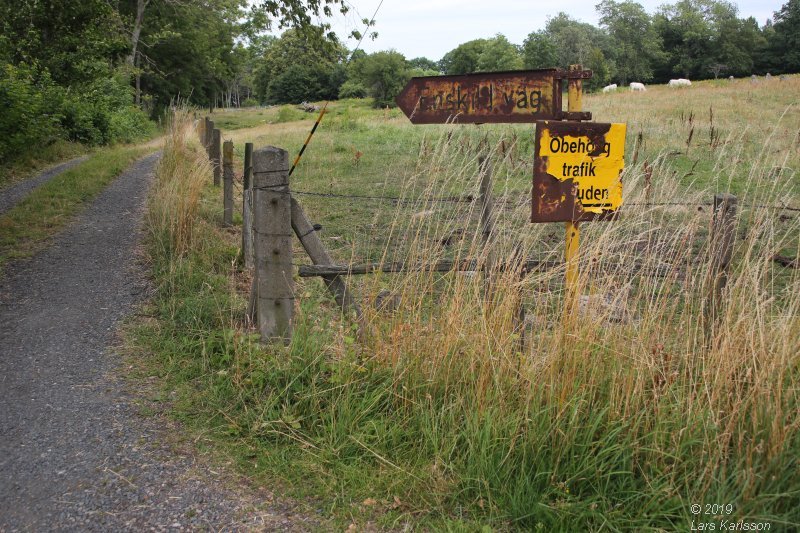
[148,110,210,258]
[347,112,799,500]
[148,94,798,525]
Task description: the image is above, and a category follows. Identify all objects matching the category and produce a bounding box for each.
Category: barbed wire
[289,189,799,213]
[225,169,799,213]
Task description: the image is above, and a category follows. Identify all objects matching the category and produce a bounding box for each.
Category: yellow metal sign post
[565,70,582,310]
[530,66,627,315]
[534,120,627,313]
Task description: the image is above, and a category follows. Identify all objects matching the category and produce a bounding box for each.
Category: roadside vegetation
[131,77,799,529]
[0,145,155,271]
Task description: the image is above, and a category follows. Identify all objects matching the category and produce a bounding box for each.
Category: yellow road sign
[532,121,627,222]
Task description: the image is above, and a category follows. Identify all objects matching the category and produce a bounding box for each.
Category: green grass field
[131,78,799,530]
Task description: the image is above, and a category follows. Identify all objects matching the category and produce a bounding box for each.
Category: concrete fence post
[197,117,206,144]
[242,142,254,268]
[223,141,234,226]
[251,146,293,344]
[205,119,214,156]
[211,129,221,186]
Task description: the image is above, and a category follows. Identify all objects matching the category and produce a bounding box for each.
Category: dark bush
[0,63,62,162]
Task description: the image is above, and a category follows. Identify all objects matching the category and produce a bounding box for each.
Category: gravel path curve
[0,154,318,531]
[0,156,90,216]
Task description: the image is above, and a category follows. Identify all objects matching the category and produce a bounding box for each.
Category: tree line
[0,0,354,162]
[236,0,800,107]
[1,0,798,163]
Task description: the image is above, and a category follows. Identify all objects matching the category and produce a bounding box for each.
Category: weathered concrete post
[223,140,234,226]
[211,129,221,186]
[706,193,738,342]
[242,142,254,268]
[251,147,293,344]
[205,119,214,156]
[197,116,206,144]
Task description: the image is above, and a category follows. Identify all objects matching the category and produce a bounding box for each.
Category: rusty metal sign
[396,69,592,124]
[532,121,627,223]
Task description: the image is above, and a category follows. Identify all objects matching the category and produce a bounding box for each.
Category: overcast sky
[322,0,782,61]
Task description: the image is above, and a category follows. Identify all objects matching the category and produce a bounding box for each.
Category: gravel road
[0,154,318,531]
[0,156,90,216]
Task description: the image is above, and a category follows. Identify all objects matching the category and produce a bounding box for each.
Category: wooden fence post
[705,193,737,342]
[223,140,234,226]
[290,197,361,317]
[211,129,222,186]
[242,142,254,268]
[251,146,293,344]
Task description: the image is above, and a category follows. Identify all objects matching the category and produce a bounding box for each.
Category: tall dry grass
[140,106,798,529]
[341,119,799,524]
[148,110,210,259]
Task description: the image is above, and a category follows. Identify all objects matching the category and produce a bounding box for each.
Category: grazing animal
[766,72,772,79]
[630,82,646,92]
[602,83,618,93]
[728,75,734,81]
[780,74,788,81]
[668,78,692,87]
[751,74,758,83]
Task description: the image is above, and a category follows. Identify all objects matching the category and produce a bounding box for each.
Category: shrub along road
[0,154,317,531]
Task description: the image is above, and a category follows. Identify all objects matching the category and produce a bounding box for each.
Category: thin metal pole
[288,102,328,177]
[564,64,584,313]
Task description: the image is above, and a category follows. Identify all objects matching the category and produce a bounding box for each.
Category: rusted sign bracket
[554,68,592,121]
[554,69,593,80]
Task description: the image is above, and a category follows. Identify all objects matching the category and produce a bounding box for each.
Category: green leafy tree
[0,64,62,162]
[769,0,800,73]
[131,0,242,112]
[252,27,344,103]
[409,68,440,77]
[350,51,409,108]
[753,19,777,73]
[585,47,614,90]
[476,34,523,72]
[439,39,489,75]
[338,79,367,99]
[266,64,325,103]
[653,0,769,81]
[712,15,764,77]
[654,1,715,79]
[0,0,127,86]
[408,57,439,71]
[522,31,559,69]
[597,0,663,84]
[545,13,614,69]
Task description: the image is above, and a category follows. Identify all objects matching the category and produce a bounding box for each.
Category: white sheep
[602,84,618,93]
[630,82,646,92]
[668,78,692,87]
